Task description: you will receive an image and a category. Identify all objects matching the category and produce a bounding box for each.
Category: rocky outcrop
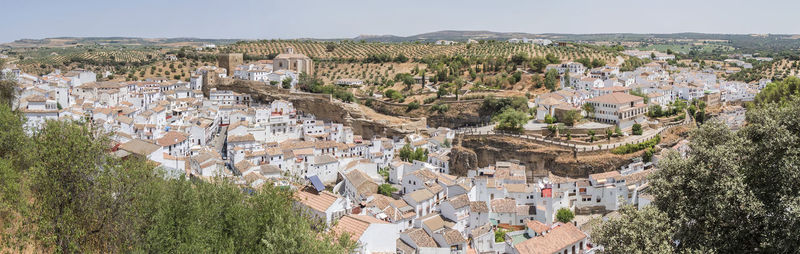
[213,79,419,137]
[449,146,479,176]
[363,98,490,129]
[452,135,640,179]
[427,102,491,129]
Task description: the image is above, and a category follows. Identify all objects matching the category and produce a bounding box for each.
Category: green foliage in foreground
[594,98,800,253]
[752,76,800,108]
[0,105,355,253]
[611,135,660,154]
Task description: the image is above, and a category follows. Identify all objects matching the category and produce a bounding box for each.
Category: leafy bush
[494,108,528,132]
[398,144,427,162]
[544,114,555,124]
[407,101,420,111]
[632,124,643,135]
[378,184,397,196]
[384,89,404,101]
[612,135,661,154]
[559,110,582,126]
[429,103,449,113]
[494,229,508,243]
[481,96,528,116]
[556,208,575,223]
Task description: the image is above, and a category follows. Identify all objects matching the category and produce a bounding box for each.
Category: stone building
[217,53,243,76]
[273,47,313,75]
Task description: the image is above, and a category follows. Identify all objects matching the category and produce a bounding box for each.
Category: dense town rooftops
[514,223,587,254]
[294,187,340,213]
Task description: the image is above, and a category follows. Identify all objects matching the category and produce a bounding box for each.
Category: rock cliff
[213,79,423,138]
[451,135,641,179]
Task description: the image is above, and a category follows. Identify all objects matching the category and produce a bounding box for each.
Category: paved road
[210,125,228,157]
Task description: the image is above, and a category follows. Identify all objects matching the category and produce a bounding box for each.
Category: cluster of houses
[508,38,553,46]
[297,157,654,254]
[230,47,312,89]
[621,50,676,61]
[1,48,724,254]
[535,58,765,130]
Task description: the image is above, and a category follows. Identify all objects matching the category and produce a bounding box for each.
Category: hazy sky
[3,0,799,43]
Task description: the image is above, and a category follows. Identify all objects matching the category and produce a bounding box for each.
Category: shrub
[494,229,508,243]
[632,124,643,135]
[430,103,449,113]
[612,135,661,154]
[544,114,555,124]
[378,184,397,196]
[559,110,582,126]
[556,208,575,223]
[384,89,404,101]
[494,108,528,132]
[407,101,420,111]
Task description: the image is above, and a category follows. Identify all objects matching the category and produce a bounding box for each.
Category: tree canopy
[594,97,800,253]
[494,107,528,132]
[555,208,574,223]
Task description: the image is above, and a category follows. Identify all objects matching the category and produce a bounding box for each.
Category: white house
[294,187,350,227]
[585,92,648,129]
[334,215,398,254]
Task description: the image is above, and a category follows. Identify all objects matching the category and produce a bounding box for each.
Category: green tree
[0,111,357,253]
[407,101,420,111]
[544,114,555,124]
[559,110,582,126]
[511,53,528,66]
[582,103,595,118]
[30,120,113,252]
[0,79,18,107]
[545,53,560,64]
[593,206,676,254]
[528,57,548,73]
[632,123,643,135]
[281,77,293,89]
[575,57,591,67]
[494,108,528,132]
[555,208,574,223]
[398,144,427,162]
[591,58,606,68]
[378,184,397,196]
[544,69,558,91]
[394,53,408,63]
[597,97,800,253]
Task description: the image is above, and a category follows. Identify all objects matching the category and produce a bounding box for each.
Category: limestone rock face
[213,79,420,138]
[453,135,639,179]
[448,146,478,176]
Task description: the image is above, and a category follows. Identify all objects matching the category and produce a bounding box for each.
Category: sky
[3,0,800,43]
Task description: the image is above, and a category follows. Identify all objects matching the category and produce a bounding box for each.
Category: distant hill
[4,31,800,52]
[1,37,240,48]
[353,30,548,42]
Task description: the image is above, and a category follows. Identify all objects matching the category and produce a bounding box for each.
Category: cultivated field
[225,40,618,63]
